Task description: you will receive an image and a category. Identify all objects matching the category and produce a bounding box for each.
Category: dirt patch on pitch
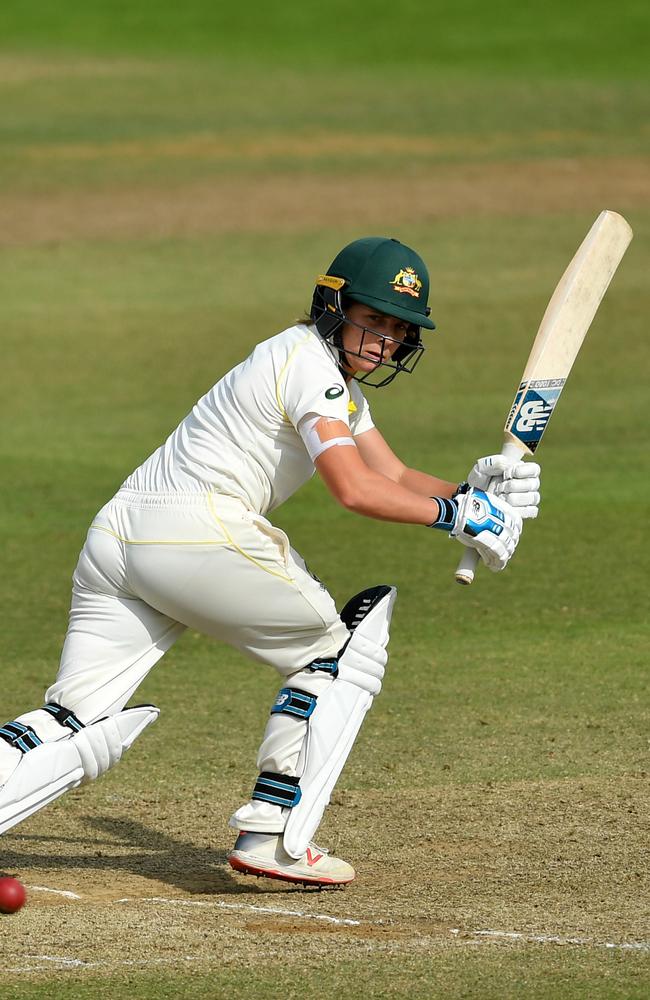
[1,155,648,247]
[0,55,155,84]
[17,128,604,165]
[1,775,647,978]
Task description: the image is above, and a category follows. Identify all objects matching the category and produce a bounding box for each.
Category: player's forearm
[336,467,441,525]
[397,466,459,499]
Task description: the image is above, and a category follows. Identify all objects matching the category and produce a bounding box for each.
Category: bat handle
[454,547,481,587]
[454,439,527,586]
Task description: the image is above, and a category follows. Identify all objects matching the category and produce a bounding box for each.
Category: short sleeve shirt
[124,324,374,514]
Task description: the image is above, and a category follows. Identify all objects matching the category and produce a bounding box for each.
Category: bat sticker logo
[515,399,552,433]
[506,380,565,452]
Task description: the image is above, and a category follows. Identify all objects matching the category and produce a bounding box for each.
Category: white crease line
[27,885,82,900]
[7,927,650,974]
[115,895,362,926]
[9,954,203,973]
[450,928,650,953]
[26,955,89,967]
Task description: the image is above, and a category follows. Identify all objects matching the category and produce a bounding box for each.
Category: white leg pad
[0,705,159,835]
[0,740,85,835]
[283,586,396,859]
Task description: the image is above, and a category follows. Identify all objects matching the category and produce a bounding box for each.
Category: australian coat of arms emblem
[390,267,422,298]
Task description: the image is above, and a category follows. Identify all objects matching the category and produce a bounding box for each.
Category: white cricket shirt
[123,324,374,514]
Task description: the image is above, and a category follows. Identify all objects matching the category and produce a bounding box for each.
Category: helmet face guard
[309,237,435,389]
[311,283,424,388]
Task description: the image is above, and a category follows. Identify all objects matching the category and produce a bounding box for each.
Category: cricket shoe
[227,831,355,887]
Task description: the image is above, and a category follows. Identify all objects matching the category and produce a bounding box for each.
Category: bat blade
[455,210,633,586]
[503,210,633,456]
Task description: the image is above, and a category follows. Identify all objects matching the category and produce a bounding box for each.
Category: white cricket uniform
[47,325,374,724]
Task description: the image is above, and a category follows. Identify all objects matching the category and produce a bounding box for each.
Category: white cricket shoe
[228,831,355,887]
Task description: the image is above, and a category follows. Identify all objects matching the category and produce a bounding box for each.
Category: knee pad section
[74,718,124,781]
[337,631,387,696]
[334,584,394,696]
[73,705,160,782]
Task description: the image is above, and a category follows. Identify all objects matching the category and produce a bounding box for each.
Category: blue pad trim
[0,721,43,754]
[271,688,317,720]
[307,657,338,676]
[42,702,85,733]
[252,771,302,808]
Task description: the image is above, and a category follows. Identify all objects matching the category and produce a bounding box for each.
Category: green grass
[11,951,650,1000]
[1,59,648,196]
[1,0,649,78]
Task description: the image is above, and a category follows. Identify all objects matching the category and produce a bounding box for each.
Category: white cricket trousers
[46,489,349,724]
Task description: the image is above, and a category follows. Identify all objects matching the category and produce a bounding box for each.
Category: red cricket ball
[0,876,26,914]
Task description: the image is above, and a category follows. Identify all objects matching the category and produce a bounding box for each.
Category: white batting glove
[467,454,541,519]
[450,488,522,572]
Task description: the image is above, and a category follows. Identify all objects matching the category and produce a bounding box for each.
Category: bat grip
[454,440,526,586]
[454,534,482,587]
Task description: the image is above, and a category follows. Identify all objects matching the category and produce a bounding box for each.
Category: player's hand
[451,488,522,572]
[467,455,541,519]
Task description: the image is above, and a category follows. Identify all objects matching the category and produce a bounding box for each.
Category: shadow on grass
[1,815,311,897]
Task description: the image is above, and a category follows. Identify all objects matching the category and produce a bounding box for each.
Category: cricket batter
[0,237,540,886]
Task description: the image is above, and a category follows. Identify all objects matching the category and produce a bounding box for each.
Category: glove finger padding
[491,481,541,518]
[502,461,541,482]
[467,454,516,490]
[451,488,522,572]
[495,478,539,494]
[467,455,521,490]
[505,501,539,519]
[468,456,541,519]
[468,455,540,487]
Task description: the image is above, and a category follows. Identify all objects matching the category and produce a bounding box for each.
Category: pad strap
[306,657,338,677]
[271,688,317,720]
[0,722,43,754]
[42,702,85,733]
[252,771,302,808]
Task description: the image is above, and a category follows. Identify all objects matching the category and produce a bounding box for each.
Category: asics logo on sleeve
[325,384,344,399]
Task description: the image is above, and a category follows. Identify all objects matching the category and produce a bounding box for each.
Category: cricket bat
[455,210,633,586]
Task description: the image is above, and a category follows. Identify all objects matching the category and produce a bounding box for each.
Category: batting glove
[467,454,541,519]
[451,488,523,572]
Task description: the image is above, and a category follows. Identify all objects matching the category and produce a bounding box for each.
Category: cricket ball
[0,876,26,914]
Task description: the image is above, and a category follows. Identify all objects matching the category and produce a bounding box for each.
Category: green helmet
[310,236,436,388]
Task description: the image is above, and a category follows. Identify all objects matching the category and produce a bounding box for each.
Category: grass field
[1,3,649,997]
